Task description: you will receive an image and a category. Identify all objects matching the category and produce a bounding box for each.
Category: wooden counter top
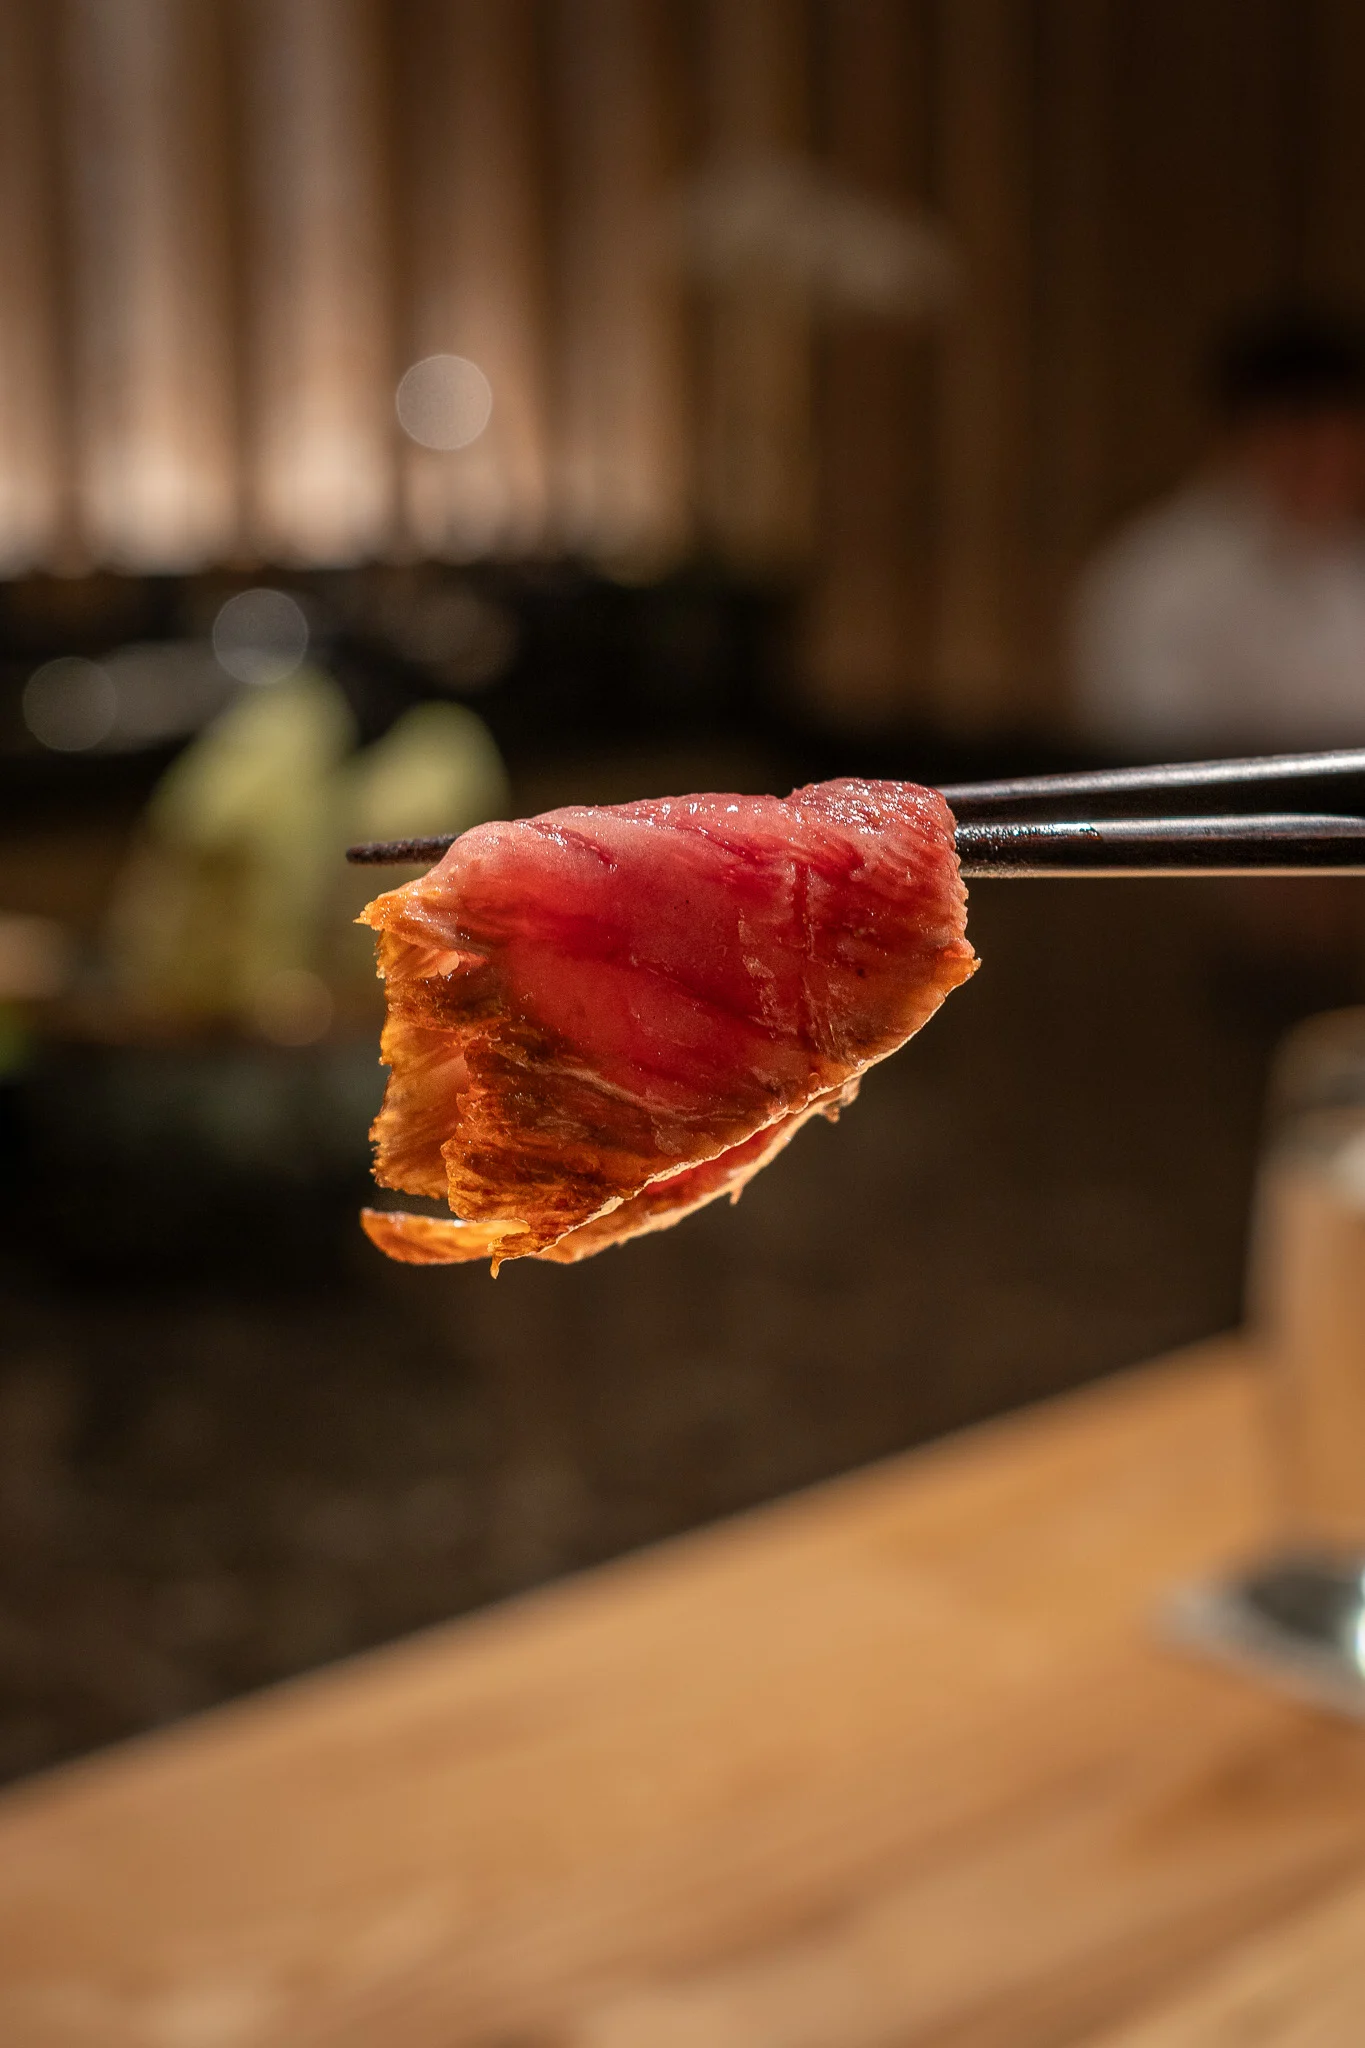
[2,1338,1364,2048]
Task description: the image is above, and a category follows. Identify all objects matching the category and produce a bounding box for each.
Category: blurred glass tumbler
[1254,1008,1365,1555]
[1167,1009,1365,1713]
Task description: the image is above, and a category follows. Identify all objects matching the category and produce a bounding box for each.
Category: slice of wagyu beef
[359,779,976,1269]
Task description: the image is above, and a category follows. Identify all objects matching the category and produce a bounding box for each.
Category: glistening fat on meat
[358,779,977,1269]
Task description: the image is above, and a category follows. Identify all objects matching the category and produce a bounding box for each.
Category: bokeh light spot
[395,354,493,451]
[251,969,334,1047]
[0,914,72,1001]
[23,658,117,752]
[212,589,310,687]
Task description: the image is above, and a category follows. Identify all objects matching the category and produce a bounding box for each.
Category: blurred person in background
[1074,309,1365,757]
[1074,309,1365,1010]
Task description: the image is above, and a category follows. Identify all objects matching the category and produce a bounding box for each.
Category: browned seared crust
[360,1083,857,1267]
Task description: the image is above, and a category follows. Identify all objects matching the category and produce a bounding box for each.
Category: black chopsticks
[344,746,1365,877]
[943,744,1365,875]
[347,833,461,865]
[938,744,1365,813]
[954,813,1365,877]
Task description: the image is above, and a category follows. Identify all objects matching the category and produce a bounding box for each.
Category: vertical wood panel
[399,0,551,560]
[0,2,66,573]
[1298,0,1365,317]
[1028,0,1112,717]
[803,0,935,725]
[60,0,236,570]
[697,0,813,575]
[1103,0,1299,522]
[554,0,691,570]
[241,0,395,565]
[931,0,1035,728]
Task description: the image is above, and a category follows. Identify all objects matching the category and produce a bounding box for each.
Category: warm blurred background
[4,0,1365,1783]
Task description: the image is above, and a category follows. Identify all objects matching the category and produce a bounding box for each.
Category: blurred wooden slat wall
[61,0,239,569]
[0,2,66,569]
[930,0,1034,730]
[400,0,551,558]
[242,0,396,562]
[698,0,813,574]
[3,0,1365,731]
[555,0,692,570]
[801,0,934,725]
[1028,0,1109,729]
